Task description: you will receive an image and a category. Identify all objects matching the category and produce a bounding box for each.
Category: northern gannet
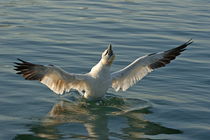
[14,40,192,100]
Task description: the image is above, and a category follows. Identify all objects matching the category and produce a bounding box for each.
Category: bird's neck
[89,60,111,78]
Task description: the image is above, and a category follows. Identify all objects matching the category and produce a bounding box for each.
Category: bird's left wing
[111,40,192,92]
[14,59,89,94]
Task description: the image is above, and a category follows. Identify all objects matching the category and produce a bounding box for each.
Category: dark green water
[0,0,210,139]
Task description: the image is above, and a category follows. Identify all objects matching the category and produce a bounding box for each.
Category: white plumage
[14,40,192,100]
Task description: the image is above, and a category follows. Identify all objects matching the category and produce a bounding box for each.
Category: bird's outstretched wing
[14,59,89,94]
[111,40,193,92]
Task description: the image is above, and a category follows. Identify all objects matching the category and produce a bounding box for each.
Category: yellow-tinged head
[101,44,115,65]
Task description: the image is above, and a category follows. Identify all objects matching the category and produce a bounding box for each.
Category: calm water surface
[0,0,210,139]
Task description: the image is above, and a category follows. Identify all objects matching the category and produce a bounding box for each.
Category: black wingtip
[16,58,26,63]
[14,59,43,80]
[150,40,193,69]
[17,58,22,61]
[14,58,23,65]
[174,39,193,52]
[185,39,193,46]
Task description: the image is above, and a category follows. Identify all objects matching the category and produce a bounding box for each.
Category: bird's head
[101,44,115,66]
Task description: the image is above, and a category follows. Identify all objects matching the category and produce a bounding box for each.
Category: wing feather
[14,59,88,94]
[111,40,193,92]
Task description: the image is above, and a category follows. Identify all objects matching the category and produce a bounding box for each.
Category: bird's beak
[107,44,113,56]
[108,44,112,51]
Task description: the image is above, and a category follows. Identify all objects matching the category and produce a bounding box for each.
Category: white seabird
[14,40,192,100]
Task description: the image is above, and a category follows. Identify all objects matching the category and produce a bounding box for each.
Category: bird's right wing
[111,40,192,92]
[14,59,89,94]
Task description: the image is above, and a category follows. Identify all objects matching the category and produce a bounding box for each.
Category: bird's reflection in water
[14,94,182,140]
